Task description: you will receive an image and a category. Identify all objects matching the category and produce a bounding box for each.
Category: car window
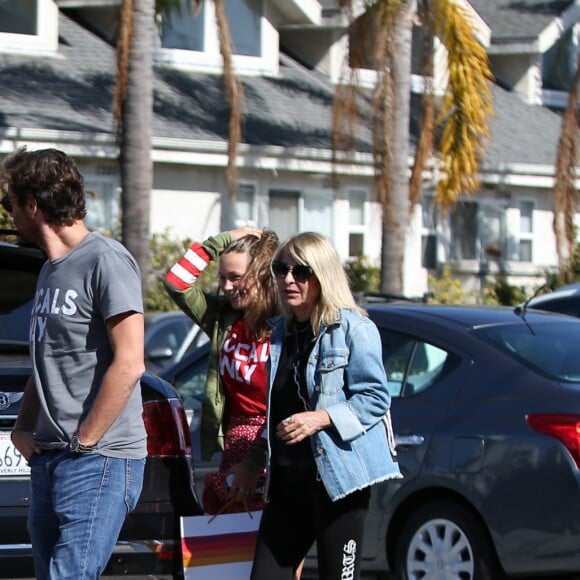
[172,354,209,401]
[0,263,38,343]
[0,300,33,343]
[380,329,450,398]
[531,298,580,318]
[171,353,210,458]
[473,320,580,382]
[407,342,448,395]
[146,317,191,353]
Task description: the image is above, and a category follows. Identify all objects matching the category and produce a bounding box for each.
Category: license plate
[0,432,30,476]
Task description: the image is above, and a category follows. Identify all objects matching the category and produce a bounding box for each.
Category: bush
[344,256,380,293]
[482,276,528,306]
[428,265,468,304]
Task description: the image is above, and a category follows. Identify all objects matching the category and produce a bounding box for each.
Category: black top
[270,320,317,493]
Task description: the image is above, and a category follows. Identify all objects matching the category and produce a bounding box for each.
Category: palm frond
[214,0,244,200]
[432,0,494,212]
[409,1,435,210]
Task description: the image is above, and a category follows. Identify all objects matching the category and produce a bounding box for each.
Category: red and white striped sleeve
[164,243,212,292]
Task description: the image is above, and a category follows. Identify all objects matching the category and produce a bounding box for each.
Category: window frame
[0,0,58,55]
[421,194,438,270]
[156,0,278,76]
[234,182,259,227]
[348,188,369,258]
[267,187,334,242]
[518,199,535,263]
[83,176,118,233]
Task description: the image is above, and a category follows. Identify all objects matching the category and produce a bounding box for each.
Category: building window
[234,183,257,226]
[518,201,534,262]
[161,1,205,51]
[450,200,506,262]
[0,0,58,54]
[348,189,367,257]
[226,0,261,57]
[348,6,430,90]
[421,195,437,269]
[269,190,299,242]
[543,28,576,92]
[268,189,333,243]
[84,179,117,232]
[158,0,271,74]
[0,1,37,35]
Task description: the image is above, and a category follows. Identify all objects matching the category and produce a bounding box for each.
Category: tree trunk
[120,0,154,301]
[380,0,415,295]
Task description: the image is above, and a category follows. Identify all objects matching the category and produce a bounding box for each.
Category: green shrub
[428,265,468,304]
[482,276,527,306]
[344,256,380,293]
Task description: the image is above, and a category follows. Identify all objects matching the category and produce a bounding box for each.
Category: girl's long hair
[274,231,365,335]
[224,230,279,340]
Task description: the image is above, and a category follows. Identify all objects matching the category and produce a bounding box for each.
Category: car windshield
[473,320,580,382]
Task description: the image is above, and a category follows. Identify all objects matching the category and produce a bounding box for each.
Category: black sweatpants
[250,477,370,580]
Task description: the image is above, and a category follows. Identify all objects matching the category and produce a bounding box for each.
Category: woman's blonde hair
[223,230,279,339]
[274,231,365,335]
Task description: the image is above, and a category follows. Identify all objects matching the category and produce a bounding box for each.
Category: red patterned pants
[202,414,266,515]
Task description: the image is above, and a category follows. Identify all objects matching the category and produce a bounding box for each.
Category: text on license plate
[0,432,30,476]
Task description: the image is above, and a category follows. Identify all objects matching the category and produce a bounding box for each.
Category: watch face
[70,435,79,451]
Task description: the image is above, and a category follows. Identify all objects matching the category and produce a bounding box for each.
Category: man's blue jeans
[27,450,145,580]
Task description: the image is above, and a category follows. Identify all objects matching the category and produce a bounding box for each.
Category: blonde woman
[251,232,400,580]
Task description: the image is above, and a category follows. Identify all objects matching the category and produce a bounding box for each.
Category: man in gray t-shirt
[3,147,146,579]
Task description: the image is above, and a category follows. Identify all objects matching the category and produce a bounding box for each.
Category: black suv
[0,231,202,578]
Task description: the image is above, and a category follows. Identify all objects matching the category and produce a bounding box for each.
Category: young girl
[165,227,279,513]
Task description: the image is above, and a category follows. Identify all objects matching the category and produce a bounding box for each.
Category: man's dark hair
[1,147,86,226]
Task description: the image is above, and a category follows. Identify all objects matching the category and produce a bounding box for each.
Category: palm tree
[114,0,240,297]
[115,0,157,298]
[553,58,579,283]
[335,0,494,294]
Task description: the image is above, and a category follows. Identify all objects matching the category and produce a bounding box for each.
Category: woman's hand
[229,226,262,241]
[227,462,261,503]
[276,410,332,445]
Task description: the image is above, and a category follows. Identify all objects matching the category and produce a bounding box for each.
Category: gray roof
[0,9,564,169]
[485,84,563,167]
[469,0,576,44]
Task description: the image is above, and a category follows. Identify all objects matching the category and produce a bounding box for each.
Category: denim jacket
[267,308,402,501]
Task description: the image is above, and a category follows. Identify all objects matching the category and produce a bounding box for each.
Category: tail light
[142,398,193,457]
[527,413,580,468]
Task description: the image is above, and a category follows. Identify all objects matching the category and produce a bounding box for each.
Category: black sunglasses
[0,195,12,213]
[271,260,313,283]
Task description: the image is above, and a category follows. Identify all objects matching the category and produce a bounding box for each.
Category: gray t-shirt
[30,231,147,459]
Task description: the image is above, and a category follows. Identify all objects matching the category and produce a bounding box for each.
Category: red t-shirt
[219,318,269,417]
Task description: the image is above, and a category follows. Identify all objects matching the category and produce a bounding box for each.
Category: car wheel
[394,499,502,580]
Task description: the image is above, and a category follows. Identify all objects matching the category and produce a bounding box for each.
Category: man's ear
[24,194,38,217]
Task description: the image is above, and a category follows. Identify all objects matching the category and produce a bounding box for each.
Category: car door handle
[395,434,425,447]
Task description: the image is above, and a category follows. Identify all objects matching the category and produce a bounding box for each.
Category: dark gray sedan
[163,302,580,579]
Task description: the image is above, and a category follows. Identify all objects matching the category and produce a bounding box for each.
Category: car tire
[394,499,503,580]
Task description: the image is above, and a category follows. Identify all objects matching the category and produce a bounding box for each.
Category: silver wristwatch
[69,434,96,453]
